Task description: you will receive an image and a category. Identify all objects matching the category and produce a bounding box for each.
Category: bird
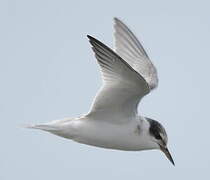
[27,17,175,166]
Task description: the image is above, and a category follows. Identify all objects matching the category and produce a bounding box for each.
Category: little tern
[27,18,175,165]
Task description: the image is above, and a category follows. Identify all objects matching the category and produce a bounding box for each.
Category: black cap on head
[147,118,167,142]
[146,118,174,166]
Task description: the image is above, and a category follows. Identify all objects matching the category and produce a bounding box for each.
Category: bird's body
[27,18,175,165]
[32,115,157,151]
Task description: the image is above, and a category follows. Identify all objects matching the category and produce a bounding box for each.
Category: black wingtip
[113,17,119,22]
[87,35,97,43]
[113,17,123,24]
[87,35,94,40]
[87,35,103,46]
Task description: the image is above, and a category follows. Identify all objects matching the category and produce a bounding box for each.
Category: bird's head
[146,118,175,166]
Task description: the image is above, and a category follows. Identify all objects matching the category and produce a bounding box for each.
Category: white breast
[69,116,156,151]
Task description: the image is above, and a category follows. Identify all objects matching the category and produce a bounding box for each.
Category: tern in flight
[27,18,175,165]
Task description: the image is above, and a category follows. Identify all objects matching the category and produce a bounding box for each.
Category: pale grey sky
[1,0,210,179]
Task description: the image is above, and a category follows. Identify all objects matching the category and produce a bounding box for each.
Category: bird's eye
[155,134,162,140]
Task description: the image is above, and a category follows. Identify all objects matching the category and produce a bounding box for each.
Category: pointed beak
[160,145,175,166]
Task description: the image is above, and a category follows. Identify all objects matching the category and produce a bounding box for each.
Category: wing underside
[114,18,158,90]
[87,35,149,121]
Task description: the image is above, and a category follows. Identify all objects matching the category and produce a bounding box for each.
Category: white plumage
[27,18,174,165]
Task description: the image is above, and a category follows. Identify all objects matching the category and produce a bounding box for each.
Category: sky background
[1,0,210,179]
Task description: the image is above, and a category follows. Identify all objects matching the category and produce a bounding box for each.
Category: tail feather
[24,123,58,131]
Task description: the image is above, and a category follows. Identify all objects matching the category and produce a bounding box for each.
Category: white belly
[66,117,154,151]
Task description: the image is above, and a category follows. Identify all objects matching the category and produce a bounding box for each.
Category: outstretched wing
[87,35,150,122]
[114,18,158,90]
